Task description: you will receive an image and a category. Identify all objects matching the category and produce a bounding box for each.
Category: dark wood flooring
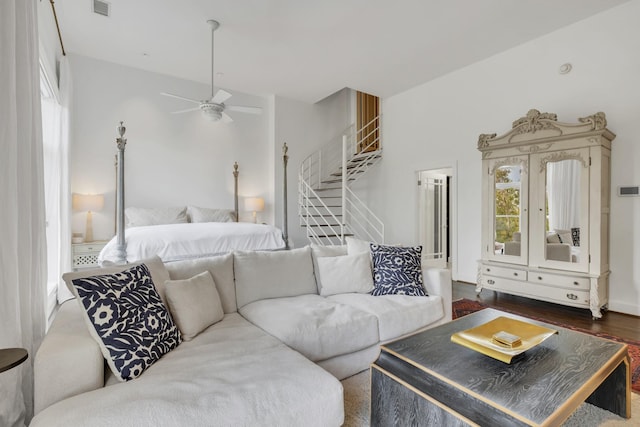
[453,281,640,342]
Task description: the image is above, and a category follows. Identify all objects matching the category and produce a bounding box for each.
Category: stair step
[321,178,356,184]
[307,224,342,227]
[309,233,354,238]
[303,214,343,218]
[331,169,366,178]
[313,187,342,192]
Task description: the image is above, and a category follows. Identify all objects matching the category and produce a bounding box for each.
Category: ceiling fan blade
[171,107,201,114]
[211,89,232,104]
[221,112,234,123]
[161,92,201,104]
[226,105,263,115]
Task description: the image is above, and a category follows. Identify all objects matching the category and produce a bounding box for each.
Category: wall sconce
[244,197,264,224]
[72,193,104,242]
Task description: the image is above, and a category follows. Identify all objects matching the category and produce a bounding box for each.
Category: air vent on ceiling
[92,0,110,17]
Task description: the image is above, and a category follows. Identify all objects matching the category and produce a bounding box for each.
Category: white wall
[273,88,353,248]
[369,1,640,315]
[69,54,272,240]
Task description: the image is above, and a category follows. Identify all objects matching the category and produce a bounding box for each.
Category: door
[418,170,449,269]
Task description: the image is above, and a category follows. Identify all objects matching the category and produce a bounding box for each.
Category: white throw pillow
[164,271,224,341]
[315,252,374,296]
[188,206,236,223]
[125,206,189,228]
[345,236,372,255]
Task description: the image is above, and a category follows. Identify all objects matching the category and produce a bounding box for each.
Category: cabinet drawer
[73,243,105,254]
[481,265,527,281]
[544,287,590,307]
[529,272,590,290]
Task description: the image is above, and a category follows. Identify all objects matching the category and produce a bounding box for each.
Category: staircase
[299,116,384,245]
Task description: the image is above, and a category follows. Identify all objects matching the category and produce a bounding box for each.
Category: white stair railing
[298,115,383,245]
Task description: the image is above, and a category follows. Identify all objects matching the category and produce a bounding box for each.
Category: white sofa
[31,245,452,426]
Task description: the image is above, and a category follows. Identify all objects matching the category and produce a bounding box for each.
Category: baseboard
[608,300,640,317]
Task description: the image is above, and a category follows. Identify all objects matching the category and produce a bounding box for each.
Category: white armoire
[476,109,615,318]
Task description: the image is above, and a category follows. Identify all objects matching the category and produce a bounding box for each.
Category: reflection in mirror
[494,165,522,257]
[545,159,581,263]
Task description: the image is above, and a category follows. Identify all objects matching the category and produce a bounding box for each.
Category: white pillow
[125,206,188,228]
[315,252,374,296]
[345,236,372,255]
[164,271,224,341]
[188,206,236,223]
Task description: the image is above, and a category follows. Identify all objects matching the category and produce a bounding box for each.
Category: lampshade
[244,197,265,213]
[72,193,104,212]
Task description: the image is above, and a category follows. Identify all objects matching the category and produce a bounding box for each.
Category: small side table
[72,241,108,270]
[0,348,28,373]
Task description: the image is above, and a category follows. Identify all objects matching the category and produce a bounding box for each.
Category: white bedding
[99,222,286,264]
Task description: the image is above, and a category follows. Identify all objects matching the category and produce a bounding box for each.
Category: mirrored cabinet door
[530,148,590,273]
[484,156,528,265]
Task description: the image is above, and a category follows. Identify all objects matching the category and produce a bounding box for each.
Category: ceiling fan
[161,20,262,122]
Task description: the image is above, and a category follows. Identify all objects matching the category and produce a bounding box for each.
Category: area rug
[452,298,640,394]
[341,370,640,427]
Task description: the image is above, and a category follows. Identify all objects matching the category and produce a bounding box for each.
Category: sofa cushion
[239,294,379,361]
[164,271,224,341]
[30,313,344,427]
[68,263,181,381]
[370,244,427,296]
[165,253,236,313]
[315,252,373,296]
[327,293,444,341]
[234,247,317,309]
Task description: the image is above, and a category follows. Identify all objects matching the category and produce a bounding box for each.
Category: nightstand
[72,241,108,270]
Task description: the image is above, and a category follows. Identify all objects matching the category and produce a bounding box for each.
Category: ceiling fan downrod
[208,20,220,101]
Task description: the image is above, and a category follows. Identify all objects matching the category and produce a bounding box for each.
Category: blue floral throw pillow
[370,244,427,296]
[71,263,181,381]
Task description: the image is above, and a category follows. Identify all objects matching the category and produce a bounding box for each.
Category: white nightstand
[72,241,108,270]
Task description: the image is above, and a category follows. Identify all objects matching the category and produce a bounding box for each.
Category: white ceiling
[54,0,628,103]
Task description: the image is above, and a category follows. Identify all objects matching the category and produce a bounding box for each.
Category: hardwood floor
[453,281,640,342]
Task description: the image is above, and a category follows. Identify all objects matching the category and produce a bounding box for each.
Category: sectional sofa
[31,242,452,426]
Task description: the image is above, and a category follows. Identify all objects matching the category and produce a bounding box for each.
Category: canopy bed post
[282,143,289,249]
[114,122,127,264]
[233,162,239,222]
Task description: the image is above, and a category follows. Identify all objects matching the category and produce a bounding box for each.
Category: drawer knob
[566,293,578,300]
[487,279,495,285]
[486,268,491,272]
[513,272,518,276]
[573,281,579,286]
[538,276,543,280]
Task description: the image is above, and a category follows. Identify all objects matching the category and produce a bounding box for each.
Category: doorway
[418,168,454,271]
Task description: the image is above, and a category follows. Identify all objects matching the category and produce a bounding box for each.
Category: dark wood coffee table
[371,308,630,426]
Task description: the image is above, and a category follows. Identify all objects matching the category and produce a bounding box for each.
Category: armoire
[476,109,615,319]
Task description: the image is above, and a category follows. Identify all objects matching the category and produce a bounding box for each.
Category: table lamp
[72,193,104,242]
[244,197,264,224]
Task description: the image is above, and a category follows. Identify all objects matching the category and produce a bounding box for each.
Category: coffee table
[371,308,630,426]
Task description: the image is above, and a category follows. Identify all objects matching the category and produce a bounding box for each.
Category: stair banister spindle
[341,135,348,244]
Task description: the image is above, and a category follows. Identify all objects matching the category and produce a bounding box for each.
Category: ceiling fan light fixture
[200,103,223,121]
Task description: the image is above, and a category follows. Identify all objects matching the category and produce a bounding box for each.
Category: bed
[104,124,290,265]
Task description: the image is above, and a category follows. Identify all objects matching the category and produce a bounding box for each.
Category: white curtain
[0,0,48,425]
[546,160,581,231]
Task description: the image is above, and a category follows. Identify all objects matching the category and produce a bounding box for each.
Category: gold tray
[451,316,557,363]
